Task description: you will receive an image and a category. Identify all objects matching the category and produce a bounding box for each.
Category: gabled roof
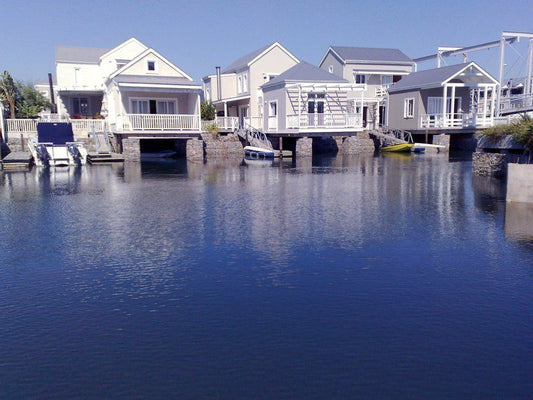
[112,75,201,87]
[388,62,498,93]
[55,46,109,63]
[98,37,148,61]
[321,46,413,66]
[109,48,194,81]
[221,42,299,73]
[262,61,347,89]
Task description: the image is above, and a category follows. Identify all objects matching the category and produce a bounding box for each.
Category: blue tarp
[37,122,74,144]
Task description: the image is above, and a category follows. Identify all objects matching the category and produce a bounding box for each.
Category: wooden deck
[0,152,33,170]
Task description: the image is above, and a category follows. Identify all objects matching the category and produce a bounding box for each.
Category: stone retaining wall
[433,134,450,152]
[472,152,508,177]
[202,134,244,159]
[186,138,204,161]
[341,136,376,154]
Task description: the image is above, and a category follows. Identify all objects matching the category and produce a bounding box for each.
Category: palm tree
[0,71,18,118]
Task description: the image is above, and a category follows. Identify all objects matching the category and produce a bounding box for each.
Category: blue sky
[2,0,532,83]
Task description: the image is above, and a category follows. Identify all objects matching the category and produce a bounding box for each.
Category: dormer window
[328,65,333,73]
[147,60,156,72]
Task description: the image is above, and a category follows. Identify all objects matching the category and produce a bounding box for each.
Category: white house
[202,42,300,130]
[318,46,415,129]
[23,38,202,137]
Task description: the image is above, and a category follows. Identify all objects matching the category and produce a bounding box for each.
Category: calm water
[1,153,532,399]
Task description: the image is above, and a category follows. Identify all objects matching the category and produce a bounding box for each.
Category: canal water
[1,153,532,399]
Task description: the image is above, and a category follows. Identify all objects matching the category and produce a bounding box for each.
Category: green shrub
[482,114,533,151]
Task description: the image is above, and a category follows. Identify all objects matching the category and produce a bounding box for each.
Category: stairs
[370,127,413,145]
[236,124,273,150]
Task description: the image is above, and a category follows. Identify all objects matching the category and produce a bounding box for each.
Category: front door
[239,106,248,128]
[307,93,325,127]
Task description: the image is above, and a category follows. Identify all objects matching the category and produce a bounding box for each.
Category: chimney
[216,66,222,101]
[48,73,57,114]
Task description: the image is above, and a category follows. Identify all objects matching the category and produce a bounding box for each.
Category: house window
[243,74,248,92]
[328,65,333,73]
[131,99,176,114]
[238,76,243,93]
[404,98,414,118]
[206,88,211,102]
[381,75,393,85]
[269,101,277,116]
[354,74,366,84]
[147,60,156,72]
[72,97,88,116]
[74,68,80,85]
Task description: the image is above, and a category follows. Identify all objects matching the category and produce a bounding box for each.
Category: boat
[141,150,177,159]
[412,147,426,153]
[380,143,414,153]
[243,146,275,158]
[28,122,88,167]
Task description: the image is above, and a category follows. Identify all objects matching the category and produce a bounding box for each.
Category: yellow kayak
[380,143,414,152]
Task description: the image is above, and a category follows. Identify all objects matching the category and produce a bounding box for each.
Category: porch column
[360,90,364,128]
[196,94,201,131]
[298,86,301,129]
[490,86,496,122]
[376,102,380,128]
[450,85,456,126]
[442,85,448,127]
[224,101,228,117]
[483,86,488,120]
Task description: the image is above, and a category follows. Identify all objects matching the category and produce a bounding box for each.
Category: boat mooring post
[279,136,283,159]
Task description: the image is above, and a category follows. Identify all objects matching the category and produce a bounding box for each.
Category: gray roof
[262,61,348,88]
[35,75,56,86]
[112,75,201,87]
[330,46,413,63]
[222,43,275,73]
[56,45,110,63]
[388,63,470,93]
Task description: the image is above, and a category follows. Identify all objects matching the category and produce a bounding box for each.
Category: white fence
[5,118,106,134]
[122,114,200,131]
[420,113,493,129]
[286,113,363,130]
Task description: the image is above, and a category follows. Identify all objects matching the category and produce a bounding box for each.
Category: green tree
[16,82,52,118]
[201,100,216,121]
[0,71,18,118]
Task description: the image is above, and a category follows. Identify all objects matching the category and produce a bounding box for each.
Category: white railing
[420,113,494,129]
[500,93,533,113]
[6,119,38,133]
[267,116,278,131]
[122,114,200,131]
[215,116,239,130]
[71,119,106,132]
[243,116,263,130]
[286,113,363,130]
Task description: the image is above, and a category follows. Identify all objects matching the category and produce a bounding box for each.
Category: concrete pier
[186,138,204,161]
[507,163,533,203]
[295,137,312,157]
[122,138,141,162]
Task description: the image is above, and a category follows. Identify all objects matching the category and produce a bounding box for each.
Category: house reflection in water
[505,202,533,241]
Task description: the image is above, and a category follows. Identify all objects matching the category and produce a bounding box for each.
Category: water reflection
[505,201,533,241]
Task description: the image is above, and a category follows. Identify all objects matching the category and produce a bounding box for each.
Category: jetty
[0,151,33,170]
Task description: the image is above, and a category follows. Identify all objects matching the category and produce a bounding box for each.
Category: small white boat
[244,146,275,158]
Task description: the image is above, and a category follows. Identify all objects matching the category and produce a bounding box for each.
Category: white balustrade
[286,113,363,130]
[6,119,38,133]
[71,119,106,132]
[215,116,239,130]
[420,113,494,129]
[267,116,278,131]
[124,114,200,131]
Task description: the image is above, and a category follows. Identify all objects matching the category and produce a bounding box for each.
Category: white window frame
[404,98,414,119]
[243,73,248,92]
[237,76,243,93]
[129,97,178,114]
[146,60,157,73]
[427,96,462,115]
[354,73,366,84]
[269,100,278,116]
[74,67,80,85]
[328,65,334,73]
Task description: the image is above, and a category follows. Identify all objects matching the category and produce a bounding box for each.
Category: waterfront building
[318,46,415,129]
[9,38,202,141]
[202,42,300,131]
[387,61,499,132]
[260,61,366,134]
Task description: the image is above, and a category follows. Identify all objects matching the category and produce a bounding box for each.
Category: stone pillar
[507,164,533,203]
[122,138,141,162]
[186,138,204,161]
[472,152,508,177]
[433,133,450,152]
[295,137,312,158]
[341,135,376,154]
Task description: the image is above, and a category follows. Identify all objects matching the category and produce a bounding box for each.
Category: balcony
[118,114,200,132]
[5,118,107,135]
[420,113,494,129]
[286,113,363,131]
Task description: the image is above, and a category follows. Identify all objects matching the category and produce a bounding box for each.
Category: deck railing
[216,116,239,130]
[420,113,494,129]
[71,119,107,132]
[267,116,278,131]
[5,117,107,135]
[121,114,200,131]
[286,113,363,130]
[243,116,263,130]
[6,119,38,133]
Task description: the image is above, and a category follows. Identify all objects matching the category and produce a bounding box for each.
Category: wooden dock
[0,152,33,170]
[87,152,125,164]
